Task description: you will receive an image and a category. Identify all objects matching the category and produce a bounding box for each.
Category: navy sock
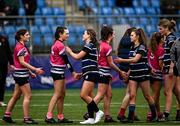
[128,104,135,120]
[149,104,157,118]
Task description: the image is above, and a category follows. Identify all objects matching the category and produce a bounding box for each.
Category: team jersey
[50,40,66,74]
[98,41,112,76]
[129,44,150,81]
[163,32,176,73]
[82,42,99,76]
[13,42,30,77]
[148,45,164,80]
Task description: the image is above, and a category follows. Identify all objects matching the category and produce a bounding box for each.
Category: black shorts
[14,77,29,86]
[129,76,150,83]
[173,66,180,76]
[98,74,112,85]
[150,77,162,84]
[83,73,99,83]
[51,72,65,81]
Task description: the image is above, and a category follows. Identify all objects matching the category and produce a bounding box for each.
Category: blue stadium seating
[123,8,135,15]
[30,26,40,34]
[76,0,85,10]
[135,7,146,14]
[75,26,85,34]
[53,8,65,15]
[39,25,51,34]
[8,34,15,46]
[67,34,77,46]
[151,0,160,8]
[46,18,56,26]
[145,7,157,15]
[43,33,53,46]
[41,7,53,15]
[133,0,140,7]
[140,0,149,7]
[98,1,106,7]
[32,35,42,46]
[85,0,96,8]
[4,26,16,34]
[107,0,115,7]
[16,26,27,31]
[102,7,112,15]
[56,17,65,25]
[18,8,25,16]
[37,0,46,8]
[35,8,41,15]
[35,18,44,26]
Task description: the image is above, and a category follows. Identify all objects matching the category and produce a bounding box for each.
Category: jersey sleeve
[17,47,26,57]
[106,45,112,56]
[58,44,65,56]
[82,43,92,53]
[137,44,146,56]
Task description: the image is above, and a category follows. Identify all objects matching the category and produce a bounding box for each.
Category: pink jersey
[13,42,30,69]
[50,40,66,67]
[98,41,112,68]
[148,45,164,71]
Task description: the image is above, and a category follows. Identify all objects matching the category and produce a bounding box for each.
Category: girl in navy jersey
[158,19,177,121]
[66,29,103,124]
[45,26,80,124]
[115,28,157,123]
[2,29,44,124]
[170,37,180,121]
[147,32,164,121]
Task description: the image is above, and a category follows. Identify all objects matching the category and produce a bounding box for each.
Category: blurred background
[0,0,180,54]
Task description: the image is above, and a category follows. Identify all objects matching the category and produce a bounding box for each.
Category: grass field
[0,88,179,126]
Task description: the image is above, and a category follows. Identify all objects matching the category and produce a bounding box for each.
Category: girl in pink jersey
[3,29,44,124]
[93,25,126,122]
[147,32,164,121]
[45,26,80,124]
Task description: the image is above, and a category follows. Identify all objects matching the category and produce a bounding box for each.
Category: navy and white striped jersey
[163,32,176,74]
[82,42,99,76]
[129,44,150,82]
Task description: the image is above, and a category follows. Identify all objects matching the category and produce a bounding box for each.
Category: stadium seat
[116,8,123,14]
[34,18,44,26]
[30,26,40,34]
[98,17,106,25]
[43,33,53,46]
[53,7,65,15]
[67,34,77,46]
[102,7,112,15]
[56,17,65,25]
[4,26,16,34]
[98,0,106,7]
[123,8,135,15]
[107,0,115,7]
[46,18,56,26]
[41,7,53,15]
[75,26,85,34]
[128,17,138,25]
[68,25,76,34]
[145,7,156,15]
[8,34,15,46]
[32,35,42,46]
[119,18,129,24]
[106,18,114,25]
[146,25,156,35]
[135,7,146,14]
[151,0,160,8]
[39,25,51,34]
[37,0,46,8]
[84,0,96,8]
[18,8,25,16]
[77,0,85,10]
[133,0,140,7]
[139,17,149,25]
[35,8,41,15]
[16,26,27,31]
[140,0,149,7]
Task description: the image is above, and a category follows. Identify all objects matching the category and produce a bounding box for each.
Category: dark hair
[55,26,67,40]
[86,29,97,45]
[131,28,148,46]
[158,18,176,31]
[100,25,113,41]
[15,29,28,41]
[123,27,136,37]
[149,32,163,54]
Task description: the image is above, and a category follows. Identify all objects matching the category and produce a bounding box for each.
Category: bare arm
[66,46,86,60]
[114,54,142,63]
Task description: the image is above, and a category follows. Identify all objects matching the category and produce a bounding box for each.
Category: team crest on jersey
[150,53,154,59]
[85,75,88,79]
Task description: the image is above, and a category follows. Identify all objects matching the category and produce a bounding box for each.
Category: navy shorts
[98,74,112,85]
[51,72,65,81]
[14,77,29,86]
[83,73,99,83]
